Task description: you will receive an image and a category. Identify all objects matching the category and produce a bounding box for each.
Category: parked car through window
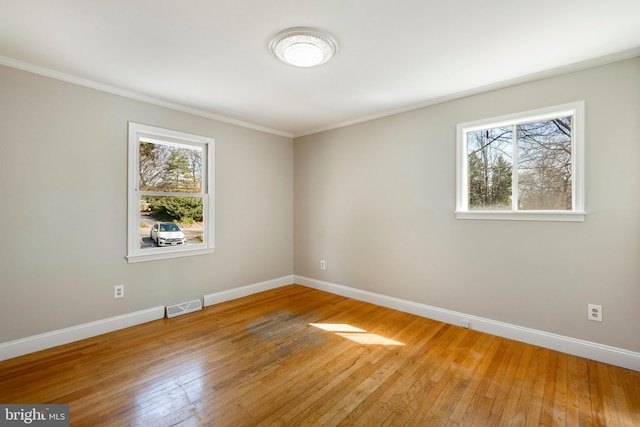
[150,222,186,246]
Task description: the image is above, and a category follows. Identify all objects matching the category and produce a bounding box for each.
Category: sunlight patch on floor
[309,323,404,346]
[309,323,365,333]
[337,333,404,346]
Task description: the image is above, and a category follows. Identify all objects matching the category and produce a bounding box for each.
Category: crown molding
[2,47,638,141]
[294,47,640,138]
[0,55,293,139]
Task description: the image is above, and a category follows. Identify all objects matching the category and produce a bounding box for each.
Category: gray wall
[2,57,638,355]
[0,65,293,342]
[294,57,640,353]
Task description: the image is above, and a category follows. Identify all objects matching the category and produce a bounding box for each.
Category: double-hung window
[127,122,215,262]
[456,102,585,221]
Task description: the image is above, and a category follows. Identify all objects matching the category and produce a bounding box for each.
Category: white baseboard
[203,275,294,306]
[294,275,640,372]
[0,306,165,362]
[3,274,638,372]
[0,275,294,362]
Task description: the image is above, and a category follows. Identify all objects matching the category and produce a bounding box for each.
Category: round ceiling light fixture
[270,27,338,68]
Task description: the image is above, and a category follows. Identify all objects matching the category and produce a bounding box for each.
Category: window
[127,122,215,262]
[456,102,585,221]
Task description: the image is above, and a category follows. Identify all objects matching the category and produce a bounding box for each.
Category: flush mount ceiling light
[270,27,338,68]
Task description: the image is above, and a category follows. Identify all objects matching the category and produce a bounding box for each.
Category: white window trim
[127,122,215,263]
[455,101,585,222]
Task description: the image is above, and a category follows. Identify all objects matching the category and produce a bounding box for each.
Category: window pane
[139,139,203,193]
[139,195,204,249]
[467,127,513,210]
[517,117,572,210]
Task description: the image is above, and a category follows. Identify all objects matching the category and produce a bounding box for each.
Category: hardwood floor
[1,285,638,426]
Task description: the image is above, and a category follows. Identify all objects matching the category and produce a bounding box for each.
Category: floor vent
[166,299,203,318]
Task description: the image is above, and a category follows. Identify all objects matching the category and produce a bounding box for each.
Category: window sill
[455,211,585,222]
[126,247,216,263]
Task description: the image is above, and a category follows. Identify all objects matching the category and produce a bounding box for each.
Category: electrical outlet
[114,285,125,299]
[588,304,602,322]
[320,260,326,270]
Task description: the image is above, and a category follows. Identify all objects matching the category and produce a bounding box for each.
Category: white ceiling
[1,0,639,137]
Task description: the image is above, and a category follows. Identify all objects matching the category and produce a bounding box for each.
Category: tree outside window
[456,102,584,222]
[127,123,215,263]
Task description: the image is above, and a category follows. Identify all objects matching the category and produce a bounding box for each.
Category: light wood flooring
[1,285,638,426]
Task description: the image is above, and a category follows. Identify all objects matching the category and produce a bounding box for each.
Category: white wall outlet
[114,285,125,299]
[320,260,326,270]
[588,304,602,322]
